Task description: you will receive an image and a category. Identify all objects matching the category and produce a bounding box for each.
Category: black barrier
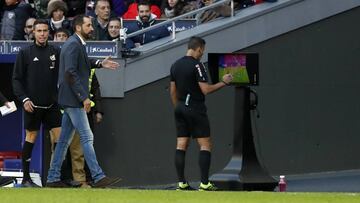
[210,87,277,191]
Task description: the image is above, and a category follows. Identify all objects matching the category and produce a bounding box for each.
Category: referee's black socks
[22,141,34,181]
[199,150,211,184]
[175,149,186,183]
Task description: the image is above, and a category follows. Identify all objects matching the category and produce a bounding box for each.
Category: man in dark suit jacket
[46,14,121,188]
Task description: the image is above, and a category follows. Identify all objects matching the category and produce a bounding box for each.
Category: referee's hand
[24,100,35,113]
[222,74,233,85]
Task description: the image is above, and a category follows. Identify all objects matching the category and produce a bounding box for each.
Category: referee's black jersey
[12,43,60,106]
[170,56,208,102]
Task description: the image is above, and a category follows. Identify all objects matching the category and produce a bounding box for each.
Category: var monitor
[208,53,259,86]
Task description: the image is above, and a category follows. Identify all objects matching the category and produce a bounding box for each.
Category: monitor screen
[208,53,259,86]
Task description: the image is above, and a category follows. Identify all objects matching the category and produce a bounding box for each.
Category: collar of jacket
[34,41,49,48]
[135,13,157,27]
[74,33,86,45]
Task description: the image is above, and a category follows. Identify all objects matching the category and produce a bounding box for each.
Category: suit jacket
[58,34,101,108]
[0,91,7,105]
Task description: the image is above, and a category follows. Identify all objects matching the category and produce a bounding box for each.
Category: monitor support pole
[210,86,277,191]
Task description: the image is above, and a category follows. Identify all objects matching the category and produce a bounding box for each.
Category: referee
[12,19,62,187]
[170,36,233,191]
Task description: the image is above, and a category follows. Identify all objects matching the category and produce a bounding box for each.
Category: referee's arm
[170,81,178,107]
[198,73,233,95]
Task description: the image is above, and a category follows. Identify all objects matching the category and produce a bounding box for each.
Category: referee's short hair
[188,36,206,50]
[33,19,49,30]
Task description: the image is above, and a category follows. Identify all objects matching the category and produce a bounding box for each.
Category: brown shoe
[46,181,68,188]
[92,177,121,188]
[80,182,92,188]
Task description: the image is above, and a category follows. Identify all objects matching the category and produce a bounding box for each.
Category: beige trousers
[68,132,86,182]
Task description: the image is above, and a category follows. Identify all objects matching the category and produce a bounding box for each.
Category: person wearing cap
[47,0,72,39]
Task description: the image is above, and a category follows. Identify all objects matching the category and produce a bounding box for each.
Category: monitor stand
[210,86,277,191]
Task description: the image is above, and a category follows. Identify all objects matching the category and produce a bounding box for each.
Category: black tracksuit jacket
[12,43,60,106]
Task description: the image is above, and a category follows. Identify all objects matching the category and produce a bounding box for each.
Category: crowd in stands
[0,0,277,47]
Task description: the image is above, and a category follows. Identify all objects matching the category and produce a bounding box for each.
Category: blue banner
[6,41,31,54]
[86,41,118,57]
[0,41,118,63]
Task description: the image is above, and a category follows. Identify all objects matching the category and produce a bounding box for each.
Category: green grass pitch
[1,188,360,203]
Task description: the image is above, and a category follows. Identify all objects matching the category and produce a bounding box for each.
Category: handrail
[126,0,233,39]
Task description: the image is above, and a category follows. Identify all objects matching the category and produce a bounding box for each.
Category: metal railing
[126,0,234,40]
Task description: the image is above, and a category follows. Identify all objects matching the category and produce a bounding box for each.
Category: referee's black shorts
[24,103,62,131]
[174,101,210,138]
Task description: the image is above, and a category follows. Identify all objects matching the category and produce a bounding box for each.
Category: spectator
[86,0,117,19]
[92,0,111,40]
[53,27,70,41]
[107,17,121,40]
[64,0,86,18]
[24,17,36,41]
[126,0,169,48]
[196,0,231,24]
[107,17,134,48]
[0,0,34,40]
[161,0,197,19]
[33,0,50,18]
[47,0,72,39]
[122,0,161,19]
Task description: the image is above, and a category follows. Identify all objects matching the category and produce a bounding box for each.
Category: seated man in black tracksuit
[125,0,169,48]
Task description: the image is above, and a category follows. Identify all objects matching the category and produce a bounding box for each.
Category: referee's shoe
[176,182,195,191]
[198,182,217,191]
